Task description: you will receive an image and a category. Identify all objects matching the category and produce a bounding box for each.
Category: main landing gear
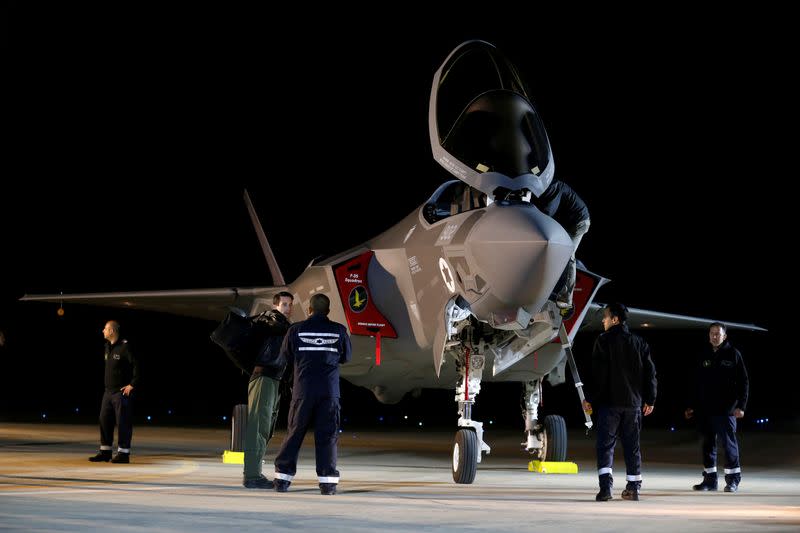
[521,379,567,462]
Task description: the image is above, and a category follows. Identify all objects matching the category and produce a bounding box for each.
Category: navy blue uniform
[99,339,139,452]
[689,340,749,484]
[589,324,657,490]
[274,313,351,486]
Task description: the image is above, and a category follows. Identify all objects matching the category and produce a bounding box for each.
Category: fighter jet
[21,41,765,484]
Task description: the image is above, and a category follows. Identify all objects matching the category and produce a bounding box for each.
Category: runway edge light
[528,461,578,474]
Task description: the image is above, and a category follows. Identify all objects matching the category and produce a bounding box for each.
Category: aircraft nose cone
[465,204,573,316]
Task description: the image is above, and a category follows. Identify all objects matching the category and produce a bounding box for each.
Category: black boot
[724,473,740,493]
[88,450,112,462]
[319,482,337,495]
[622,481,640,501]
[243,474,274,489]
[596,473,613,501]
[595,487,612,501]
[692,471,718,491]
[110,452,130,463]
[274,479,291,492]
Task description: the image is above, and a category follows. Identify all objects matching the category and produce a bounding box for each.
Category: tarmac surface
[1,423,798,532]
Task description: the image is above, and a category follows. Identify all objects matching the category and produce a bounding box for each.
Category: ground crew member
[89,320,139,463]
[273,293,351,495]
[583,302,657,501]
[242,291,294,489]
[685,322,749,492]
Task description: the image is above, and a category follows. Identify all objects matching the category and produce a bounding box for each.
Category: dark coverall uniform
[274,313,351,488]
[589,324,657,491]
[99,339,139,453]
[690,340,749,487]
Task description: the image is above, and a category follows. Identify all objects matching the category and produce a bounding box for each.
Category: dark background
[0,4,792,435]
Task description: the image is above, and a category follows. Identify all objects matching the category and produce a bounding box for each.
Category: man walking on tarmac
[273,293,351,495]
[685,322,749,493]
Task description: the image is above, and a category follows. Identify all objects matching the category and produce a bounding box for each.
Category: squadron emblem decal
[348,286,368,313]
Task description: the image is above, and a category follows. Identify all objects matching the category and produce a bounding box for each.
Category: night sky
[1,5,791,433]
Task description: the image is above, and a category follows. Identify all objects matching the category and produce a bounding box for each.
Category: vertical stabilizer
[243,190,285,286]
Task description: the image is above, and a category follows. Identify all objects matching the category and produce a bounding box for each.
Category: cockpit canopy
[429,41,555,199]
[443,90,551,181]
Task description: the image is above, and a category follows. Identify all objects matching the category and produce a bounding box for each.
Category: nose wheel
[452,428,478,484]
[451,344,491,484]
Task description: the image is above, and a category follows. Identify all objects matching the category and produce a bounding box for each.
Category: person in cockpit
[526,178,589,311]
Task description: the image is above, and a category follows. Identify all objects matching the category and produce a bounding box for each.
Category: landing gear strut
[521,379,568,461]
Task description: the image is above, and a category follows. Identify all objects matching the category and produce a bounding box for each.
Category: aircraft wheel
[231,403,247,451]
[543,414,567,461]
[452,428,478,484]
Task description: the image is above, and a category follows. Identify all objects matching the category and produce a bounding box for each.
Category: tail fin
[243,189,285,285]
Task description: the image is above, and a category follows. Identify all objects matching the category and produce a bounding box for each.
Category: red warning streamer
[464,347,471,401]
[375,331,381,366]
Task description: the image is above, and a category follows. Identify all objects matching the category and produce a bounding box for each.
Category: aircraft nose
[465,204,573,317]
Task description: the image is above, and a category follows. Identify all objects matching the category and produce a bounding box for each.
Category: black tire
[452,428,478,484]
[231,403,247,452]
[544,414,567,461]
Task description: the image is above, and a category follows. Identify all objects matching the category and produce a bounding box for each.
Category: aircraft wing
[580,303,767,333]
[19,287,288,322]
